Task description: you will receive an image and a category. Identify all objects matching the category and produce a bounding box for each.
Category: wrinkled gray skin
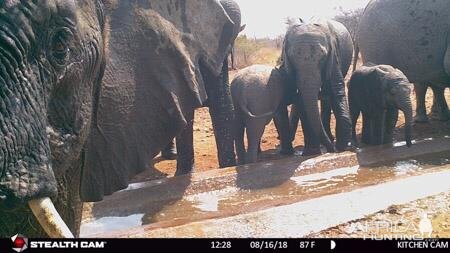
[173,0,241,175]
[349,64,413,147]
[231,65,285,164]
[280,19,353,156]
[0,0,106,237]
[0,0,236,237]
[356,0,450,123]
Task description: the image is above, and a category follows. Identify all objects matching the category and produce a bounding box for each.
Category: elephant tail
[239,90,275,119]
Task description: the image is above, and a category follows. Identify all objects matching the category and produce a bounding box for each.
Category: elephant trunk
[398,90,414,147]
[296,76,323,155]
[206,60,237,168]
[28,197,74,238]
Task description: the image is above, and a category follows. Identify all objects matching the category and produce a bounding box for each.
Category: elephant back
[357,0,450,84]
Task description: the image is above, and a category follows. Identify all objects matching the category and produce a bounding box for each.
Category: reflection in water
[393,160,421,175]
[184,186,239,212]
[393,140,418,147]
[80,214,145,236]
[291,165,359,187]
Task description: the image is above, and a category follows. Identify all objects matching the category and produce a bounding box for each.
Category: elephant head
[80,0,237,202]
[0,0,106,237]
[1,0,236,238]
[281,20,352,155]
[377,65,414,146]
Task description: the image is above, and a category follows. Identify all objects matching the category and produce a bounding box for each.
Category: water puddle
[80,151,450,237]
[80,214,145,236]
[184,186,239,212]
[291,165,359,187]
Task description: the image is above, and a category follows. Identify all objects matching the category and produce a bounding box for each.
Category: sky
[234,0,371,38]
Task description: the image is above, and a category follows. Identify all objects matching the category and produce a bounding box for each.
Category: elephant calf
[349,64,413,147]
[231,65,287,164]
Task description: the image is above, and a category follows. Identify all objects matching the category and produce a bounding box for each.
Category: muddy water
[80,151,450,237]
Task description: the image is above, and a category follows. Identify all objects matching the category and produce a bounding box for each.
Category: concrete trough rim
[81,137,450,238]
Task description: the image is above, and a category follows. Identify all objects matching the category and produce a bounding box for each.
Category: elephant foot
[161,143,177,160]
[161,150,177,160]
[175,165,195,176]
[335,142,354,153]
[414,114,429,123]
[302,147,322,156]
[430,111,450,121]
[237,160,246,166]
[279,146,295,155]
[325,145,336,153]
[406,140,413,147]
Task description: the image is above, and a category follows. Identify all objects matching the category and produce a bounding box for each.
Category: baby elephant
[349,64,413,147]
[231,65,286,164]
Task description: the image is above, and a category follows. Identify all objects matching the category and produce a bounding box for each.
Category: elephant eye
[50,28,74,66]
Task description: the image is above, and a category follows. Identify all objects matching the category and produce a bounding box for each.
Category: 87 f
[299,241,315,249]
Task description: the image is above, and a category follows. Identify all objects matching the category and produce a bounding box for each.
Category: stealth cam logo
[11,234,28,252]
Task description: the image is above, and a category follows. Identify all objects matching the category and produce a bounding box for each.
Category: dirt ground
[311,191,450,238]
[133,69,450,182]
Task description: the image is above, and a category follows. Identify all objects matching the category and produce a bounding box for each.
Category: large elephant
[168,0,242,175]
[349,64,413,147]
[280,19,353,156]
[0,0,237,238]
[356,0,450,122]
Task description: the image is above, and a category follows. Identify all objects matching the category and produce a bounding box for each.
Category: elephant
[279,19,353,156]
[164,0,243,175]
[231,65,287,164]
[0,0,238,238]
[355,0,450,123]
[349,64,413,147]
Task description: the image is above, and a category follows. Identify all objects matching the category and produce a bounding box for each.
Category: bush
[233,35,281,69]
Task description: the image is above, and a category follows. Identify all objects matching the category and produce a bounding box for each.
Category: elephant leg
[414,83,428,123]
[431,86,449,121]
[175,111,195,176]
[371,111,385,145]
[206,60,237,168]
[320,96,334,142]
[289,103,301,143]
[274,104,295,155]
[384,108,398,144]
[161,139,177,160]
[361,112,371,145]
[330,95,352,151]
[234,115,246,165]
[245,120,266,164]
[349,99,360,146]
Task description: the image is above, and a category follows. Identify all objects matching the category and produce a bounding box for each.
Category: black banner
[1,238,449,253]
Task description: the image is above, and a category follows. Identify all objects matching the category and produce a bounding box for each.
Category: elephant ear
[79,0,235,202]
[324,24,345,97]
[280,29,297,81]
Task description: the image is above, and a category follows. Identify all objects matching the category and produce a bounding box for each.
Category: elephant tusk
[28,197,74,238]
